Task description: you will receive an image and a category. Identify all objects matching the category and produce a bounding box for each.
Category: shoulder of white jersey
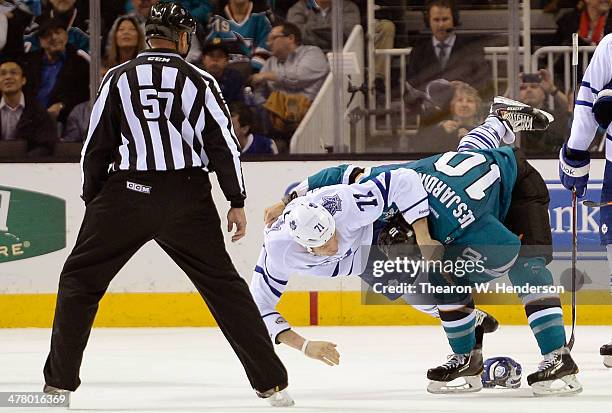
[600,33,612,47]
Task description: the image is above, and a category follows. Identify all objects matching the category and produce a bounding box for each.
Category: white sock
[484,116,515,144]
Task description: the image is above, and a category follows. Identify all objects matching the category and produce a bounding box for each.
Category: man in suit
[0,60,57,156]
[406,0,492,101]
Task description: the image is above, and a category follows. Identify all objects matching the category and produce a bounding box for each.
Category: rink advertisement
[0,186,65,263]
[0,160,611,327]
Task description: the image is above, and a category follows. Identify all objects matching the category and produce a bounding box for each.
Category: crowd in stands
[405,0,608,155]
[0,0,610,158]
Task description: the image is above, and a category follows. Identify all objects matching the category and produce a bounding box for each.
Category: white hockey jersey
[249,169,429,343]
[568,33,612,159]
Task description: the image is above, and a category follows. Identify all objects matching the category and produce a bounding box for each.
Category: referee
[43,2,291,405]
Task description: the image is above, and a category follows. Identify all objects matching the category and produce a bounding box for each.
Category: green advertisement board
[0,186,66,263]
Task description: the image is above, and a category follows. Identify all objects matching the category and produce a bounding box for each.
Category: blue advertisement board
[548,180,604,254]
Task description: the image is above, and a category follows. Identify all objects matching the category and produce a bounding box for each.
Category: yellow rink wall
[2,291,612,328]
[2,162,612,328]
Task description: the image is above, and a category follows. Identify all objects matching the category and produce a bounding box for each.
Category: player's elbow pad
[593,89,612,130]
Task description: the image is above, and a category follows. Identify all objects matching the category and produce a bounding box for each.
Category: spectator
[406,0,492,100]
[286,0,361,52]
[23,0,89,53]
[38,0,88,32]
[251,22,329,148]
[517,70,571,154]
[555,0,612,46]
[208,0,272,72]
[0,59,57,155]
[105,15,146,68]
[415,80,483,153]
[27,0,89,52]
[0,1,35,61]
[62,65,109,143]
[229,101,278,154]
[23,17,89,125]
[253,22,329,101]
[201,39,246,104]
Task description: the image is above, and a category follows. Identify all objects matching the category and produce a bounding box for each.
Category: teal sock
[441,310,476,354]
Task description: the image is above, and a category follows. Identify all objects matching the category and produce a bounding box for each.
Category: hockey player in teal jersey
[262,97,581,396]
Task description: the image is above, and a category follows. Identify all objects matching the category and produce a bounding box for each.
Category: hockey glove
[559,144,590,198]
[376,213,417,261]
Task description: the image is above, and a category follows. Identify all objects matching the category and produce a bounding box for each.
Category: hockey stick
[567,33,579,351]
[568,188,577,350]
[583,200,612,208]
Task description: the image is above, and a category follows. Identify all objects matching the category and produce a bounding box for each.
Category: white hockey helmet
[286,199,336,248]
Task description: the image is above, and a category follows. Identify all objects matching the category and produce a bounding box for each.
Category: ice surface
[1,326,611,412]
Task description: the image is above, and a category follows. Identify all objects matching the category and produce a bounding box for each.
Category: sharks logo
[321,194,342,216]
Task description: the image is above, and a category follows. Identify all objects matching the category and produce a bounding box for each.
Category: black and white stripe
[81,50,245,206]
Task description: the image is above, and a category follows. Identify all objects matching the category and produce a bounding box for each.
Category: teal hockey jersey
[306,147,518,245]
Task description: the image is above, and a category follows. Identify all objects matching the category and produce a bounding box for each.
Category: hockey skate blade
[427,376,483,394]
[266,389,295,407]
[531,374,583,397]
[603,355,612,368]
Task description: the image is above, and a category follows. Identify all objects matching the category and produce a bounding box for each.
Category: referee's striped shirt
[81,49,246,207]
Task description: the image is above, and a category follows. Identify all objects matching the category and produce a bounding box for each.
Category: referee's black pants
[43,168,288,393]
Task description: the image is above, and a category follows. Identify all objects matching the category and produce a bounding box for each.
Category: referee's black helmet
[145,2,196,47]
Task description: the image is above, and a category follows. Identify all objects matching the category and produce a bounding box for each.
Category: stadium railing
[531,45,596,108]
[290,25,366,154]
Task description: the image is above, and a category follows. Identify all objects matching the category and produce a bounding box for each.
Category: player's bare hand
[264,201,285,226]
[227,207,247,242]
[304,341,340,366]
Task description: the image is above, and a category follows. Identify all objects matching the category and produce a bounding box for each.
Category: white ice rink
[1,326,611,412]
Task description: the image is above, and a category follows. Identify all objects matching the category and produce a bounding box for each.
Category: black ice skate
[427,349,484,394]
[490,96,554,132]
[600,340,612,368]
[527,347,582,396]
[256,385,295,407]
[474,309,499,350]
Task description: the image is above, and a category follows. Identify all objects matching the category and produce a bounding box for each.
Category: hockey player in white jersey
[250,167,438,365]
[558,33,612,368]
